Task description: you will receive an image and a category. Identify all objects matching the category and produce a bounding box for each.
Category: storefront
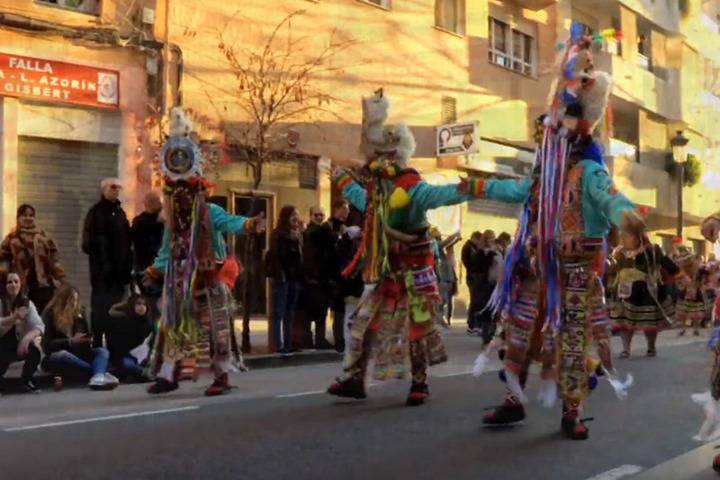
[0,46,147,303]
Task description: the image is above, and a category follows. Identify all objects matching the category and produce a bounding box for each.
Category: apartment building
[570,0,720,254]
[0,0,155,301]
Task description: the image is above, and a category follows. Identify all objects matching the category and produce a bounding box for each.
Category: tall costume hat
[156,107,215,349]
[340,90,419,283]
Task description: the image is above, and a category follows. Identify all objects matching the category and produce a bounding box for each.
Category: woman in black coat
[266,206,303,353]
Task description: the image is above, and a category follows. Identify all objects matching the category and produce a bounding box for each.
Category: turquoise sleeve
[485,177,533,204]
[410,182,472,211]
[343,181,368,212]
[152,226,170,273]
[210,203,249,235]
[585,165,635,227]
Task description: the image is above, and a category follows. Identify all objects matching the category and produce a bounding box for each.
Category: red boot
[561,406,592,440]
[713,453,720,473]
[483,398,526,425]
[204,373,233,397]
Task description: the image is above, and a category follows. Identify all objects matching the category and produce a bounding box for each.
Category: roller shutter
[17,136,119,305]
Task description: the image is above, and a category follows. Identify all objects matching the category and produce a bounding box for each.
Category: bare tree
[207,10,355,352]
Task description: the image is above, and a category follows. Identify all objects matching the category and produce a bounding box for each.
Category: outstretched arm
[210,203,255,235]
[336,171,367,212]
[410,181,472,211]
[483,177,533,204]
[584,165,636,228]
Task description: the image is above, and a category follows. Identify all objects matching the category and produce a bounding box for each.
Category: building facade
[0,0,158,302]
[1,0,717,312]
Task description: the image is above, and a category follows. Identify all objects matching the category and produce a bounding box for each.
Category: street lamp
[671,130,690,238]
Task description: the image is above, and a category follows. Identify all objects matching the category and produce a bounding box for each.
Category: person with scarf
[609,231,678,357]
[326,90,483,406]
[474,27,644,440]
[0,204,65,314]
[143,116,266,396]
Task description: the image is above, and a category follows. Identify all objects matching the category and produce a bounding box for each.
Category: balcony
[594,51,681,121]
[509,0,557,11]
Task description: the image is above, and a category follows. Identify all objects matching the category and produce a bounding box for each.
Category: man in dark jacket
[461,230,497,339]
[301,206,335,349]
[328,199,351,352]
[130,191,164,296]
[82,178,132,349]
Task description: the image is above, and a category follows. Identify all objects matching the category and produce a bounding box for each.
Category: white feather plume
[505,369,529,404]
[603,367,634,400]
[536,378,558,408]
[692,391,720,442]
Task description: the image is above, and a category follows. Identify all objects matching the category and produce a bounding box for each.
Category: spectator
[437,232,461,326]
[266,205,303,354]
[301,206,335,349]
[130,191,164,294]
[108,294,154,381]
[82,177,132,349]
[0,204,66,313]
[496,232,512,257]
[335,221,364,351]
[328,198,352,352]
[0,272,44,394]
[41,284,119,390]
[462,230,499,342]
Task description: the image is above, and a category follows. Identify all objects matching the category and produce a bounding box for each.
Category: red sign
[0,52,119,108]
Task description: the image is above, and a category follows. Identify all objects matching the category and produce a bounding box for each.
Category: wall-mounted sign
[0,52,119,108]
[436,121,479,157]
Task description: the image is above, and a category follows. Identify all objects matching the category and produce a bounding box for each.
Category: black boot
[406,382,429,407]
[483,399,526,425]
[147,378,179,395]
[327,378,366,399]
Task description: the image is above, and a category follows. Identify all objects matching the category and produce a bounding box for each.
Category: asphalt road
[0,328,717,480]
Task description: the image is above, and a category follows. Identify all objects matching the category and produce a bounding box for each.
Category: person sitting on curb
[0,272,44,394]
[41,285,118,391]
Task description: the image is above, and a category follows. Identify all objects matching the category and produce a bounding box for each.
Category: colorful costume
[695,213,720,472]
[674,247,706,335]
[327,91,477,405]
[475,26,641,439]
[145,119,258,396]
[610,244,677,334]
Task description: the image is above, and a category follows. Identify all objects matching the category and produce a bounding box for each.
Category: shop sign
[0,52,119,108]
[436,121,479,157]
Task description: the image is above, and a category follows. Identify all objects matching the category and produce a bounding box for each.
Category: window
[435,0,466,35]
[488,18,535,76]
[37,0,99,14]
[441,96,457,124]
[360,0,391,8]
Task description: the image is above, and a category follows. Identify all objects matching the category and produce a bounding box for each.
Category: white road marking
[275,390,325,398]
[435,370,473,378]
[4,406,200,432]
[584,465,644,480]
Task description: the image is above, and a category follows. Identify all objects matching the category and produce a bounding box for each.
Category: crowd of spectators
[8,172,718,395]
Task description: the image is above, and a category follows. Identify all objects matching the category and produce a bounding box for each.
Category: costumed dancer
[609,230,678,358]
[691,214,720,472]
[143,107,266,396]
[326,90,481,406]
[473,25,643,440]
[675,245,706,336]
